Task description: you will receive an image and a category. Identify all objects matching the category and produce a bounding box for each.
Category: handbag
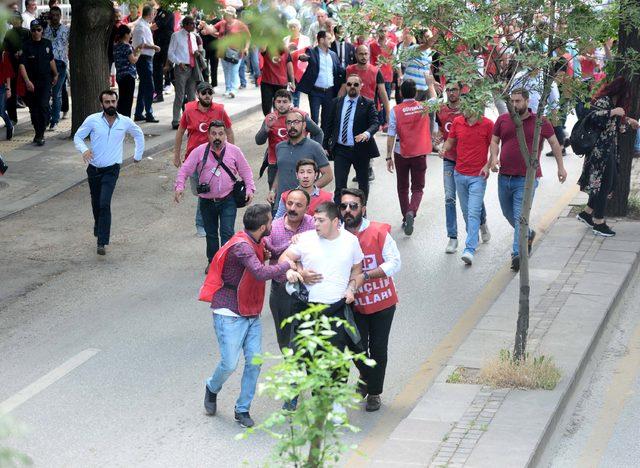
[223,47,241,64]
[570,105,606,156]
[215,155,248,208]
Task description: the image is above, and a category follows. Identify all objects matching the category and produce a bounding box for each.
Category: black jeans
[6,77,18,122]
[588,152,617,219]
[116,74,136,117]
[199,196,237,262]
[87,164,120,246]
[333,144,370,203]
[308,87,336,131]
[206,48,219,87]
[260,82,287,116]
[24,81,51,139]
[269,281,297,350]
[354,305,396,395]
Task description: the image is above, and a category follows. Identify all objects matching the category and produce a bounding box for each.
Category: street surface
[540,261,640,468]
[0,109,582,466]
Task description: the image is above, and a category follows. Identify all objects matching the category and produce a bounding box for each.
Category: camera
[196,183,210,194]
[0,155,7,175]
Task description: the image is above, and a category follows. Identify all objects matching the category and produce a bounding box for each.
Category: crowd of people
[2,0,637,431]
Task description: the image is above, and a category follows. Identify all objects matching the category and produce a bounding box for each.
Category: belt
[336,143,355,149]
[313,85,331,93]
[222,283,237,291]
[499,174,525,178]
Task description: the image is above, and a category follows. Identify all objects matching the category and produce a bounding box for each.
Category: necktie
[187,33,195,68]
[341,99,354,145]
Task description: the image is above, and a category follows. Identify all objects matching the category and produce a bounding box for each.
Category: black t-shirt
[153,8,175,47]
[20,38,54,81]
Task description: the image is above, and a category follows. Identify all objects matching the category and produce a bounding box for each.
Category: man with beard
[339,188,401,412]
[174,81,234,237]
[254,89,323,192]
[73,90,145,256]
[199,203,301,428]
[489,88,567,271]
[174,120,256,270]
[268,109,333,207]
[264,189,316,350]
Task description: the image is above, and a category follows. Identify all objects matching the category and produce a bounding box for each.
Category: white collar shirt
[167,29,198,66]
[132,20,155,57]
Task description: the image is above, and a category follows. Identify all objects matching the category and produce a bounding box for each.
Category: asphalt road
[539,262,640,468]
[0,109,583,467]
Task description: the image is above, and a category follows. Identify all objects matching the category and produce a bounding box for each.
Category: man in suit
[296,30,344,130]
[324,74,380,203]
[330,24,356,68]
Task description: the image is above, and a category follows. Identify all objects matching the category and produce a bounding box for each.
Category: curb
[0,102,262,221]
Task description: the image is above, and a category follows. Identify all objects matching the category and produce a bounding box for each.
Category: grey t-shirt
[275,138,330,196]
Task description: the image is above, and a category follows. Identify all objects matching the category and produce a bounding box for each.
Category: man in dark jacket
[296,30,344,131]
[324,73,379,202]
[152,1,175,102]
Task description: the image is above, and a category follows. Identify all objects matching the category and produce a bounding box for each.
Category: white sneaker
[445,238,458,254]
[461,251,474,265]
[480,224,491,243]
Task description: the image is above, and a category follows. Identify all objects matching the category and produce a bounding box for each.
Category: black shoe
[511,255,520,272]
[576,211,594,227]
[205,264,210,274]
[404,212,415,236]
[172,123,179,130]
[365,394,382,412]
[145,115,159,123]
[97,245,106,255]
[368,166,375,181]
[528,230,536,255]
[152,96,164,103]
[352,175,358,182]
[545,149,566,157]
[6,126,13,140]
[134,114,146,122]
[35,138,45,146]
[204,386,217,415]
[593,222,616,237]
[282,396,298,411]
[239,84,247,89]
[356,380,368,399]
[234,411,254,428]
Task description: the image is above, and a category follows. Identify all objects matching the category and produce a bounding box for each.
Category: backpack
[570,108,603,156]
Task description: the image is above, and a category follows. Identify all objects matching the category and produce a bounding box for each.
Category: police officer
[152,1,175,103]
[18,19,58,146]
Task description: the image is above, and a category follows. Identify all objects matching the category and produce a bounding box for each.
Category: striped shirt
[404,46,433,91]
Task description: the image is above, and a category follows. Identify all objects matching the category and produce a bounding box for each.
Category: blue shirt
[404,46,433,90]
[339,97,358,146]
[314,49,334,88]
[114,42,137,79]
[74,112,145,167]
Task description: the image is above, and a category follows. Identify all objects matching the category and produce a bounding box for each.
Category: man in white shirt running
[73,90,145,256]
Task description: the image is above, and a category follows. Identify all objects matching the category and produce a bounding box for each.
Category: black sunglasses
[199,89,214,95]
[339,202,360,210]
[345,82,360,87]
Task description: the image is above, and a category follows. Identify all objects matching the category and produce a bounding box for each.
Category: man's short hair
[295,158,318,173]
[341,187,366,205]
[99,89,118,102]
[511,88,530,99]
[274,89,292,102]
[317,30,327,42]
[346,73,362,82]
[208,119,226,130]
[287,188,311,207]
[286,109,304,120]
[315,201,340,220]
[142,4,154,18]
[400,79,417,99]
[49,6,61,14]
[243,204,272,231]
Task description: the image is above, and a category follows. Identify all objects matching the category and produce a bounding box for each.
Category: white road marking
[0,348,100,415]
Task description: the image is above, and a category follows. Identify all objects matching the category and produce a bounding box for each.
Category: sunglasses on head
[346,82,360,87]
[339,202,360,210]
[199,89,214,95]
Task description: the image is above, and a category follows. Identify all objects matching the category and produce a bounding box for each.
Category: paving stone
[390,419,454,444]
[372,438,440,465]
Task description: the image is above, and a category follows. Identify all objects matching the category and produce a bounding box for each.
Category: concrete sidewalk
[0,74,261,220]
[370,197,640,467]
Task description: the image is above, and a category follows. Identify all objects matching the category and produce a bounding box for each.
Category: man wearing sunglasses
[174,81,234,237]
[18,19,58,146]
[340,188,401,412]
[324,73,380,203]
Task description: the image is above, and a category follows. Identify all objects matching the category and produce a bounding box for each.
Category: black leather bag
[216,158,248,208]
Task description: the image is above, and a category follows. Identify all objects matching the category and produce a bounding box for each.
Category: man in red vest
[199,203,299,428]
[386,78,435,235]
[340,188,401,412]
[274,159,333,218]
[254,89,323,191]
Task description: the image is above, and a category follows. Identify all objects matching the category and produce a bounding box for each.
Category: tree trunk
[69,0,114,135]
[609,0,640,216]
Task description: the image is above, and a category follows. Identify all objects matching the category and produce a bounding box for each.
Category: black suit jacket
[296,46,345,95]
[330,40,356,67]
[324,96,380,159]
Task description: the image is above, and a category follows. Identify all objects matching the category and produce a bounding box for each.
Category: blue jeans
[50,60,67,124]
[498,175,538,257]
[239,47,260,87]
[292,90,301,107]
[199,196,237,262]
[189,172,205,230]
[443,159,486,239]
[221,59,241,94]
[134,56,154,118]
[454,171,487,254]
[0,84,13,132]
[207,314,262,413]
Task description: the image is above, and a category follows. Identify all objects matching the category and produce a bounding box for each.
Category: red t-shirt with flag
[261,51,291,86]
[436,105,462,161]
[264,108,308,164]
[179,101,233,159]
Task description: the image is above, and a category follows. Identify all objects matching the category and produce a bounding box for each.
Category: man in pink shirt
[175,120,256,269]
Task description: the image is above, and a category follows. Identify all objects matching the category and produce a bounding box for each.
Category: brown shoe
[365,394,381,412]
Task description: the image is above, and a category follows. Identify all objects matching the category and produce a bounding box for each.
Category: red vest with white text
[353,222,399,315]
[393,101,432,157]
[199,231,266,316]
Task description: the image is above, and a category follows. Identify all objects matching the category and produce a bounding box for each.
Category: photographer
[174,120,256,270]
